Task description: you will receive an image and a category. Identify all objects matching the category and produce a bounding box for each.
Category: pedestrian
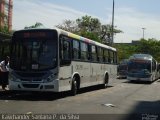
[0,56,10,90]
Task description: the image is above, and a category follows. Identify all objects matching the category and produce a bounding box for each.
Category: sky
[13,0,160,43]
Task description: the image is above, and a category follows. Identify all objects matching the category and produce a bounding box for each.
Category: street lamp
[142,28,146,39]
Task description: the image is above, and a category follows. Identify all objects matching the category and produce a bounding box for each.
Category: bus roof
[56,28,116,51]
[129,54,153,61]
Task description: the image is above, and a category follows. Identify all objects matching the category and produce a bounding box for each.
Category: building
[0,0,13,32]
[115,40,140,45]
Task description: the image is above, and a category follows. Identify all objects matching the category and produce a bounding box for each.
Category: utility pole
[142,28,146,39]
[111,0,115,45]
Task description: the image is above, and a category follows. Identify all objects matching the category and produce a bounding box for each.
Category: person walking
[0,56,10,90]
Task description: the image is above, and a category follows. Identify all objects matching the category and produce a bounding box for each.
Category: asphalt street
[0,78,160,120]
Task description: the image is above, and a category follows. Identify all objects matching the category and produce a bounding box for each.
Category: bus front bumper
[127,76,151,81]
[9,80,59,92]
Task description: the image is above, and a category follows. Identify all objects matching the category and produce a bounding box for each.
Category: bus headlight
[9,74,21,82]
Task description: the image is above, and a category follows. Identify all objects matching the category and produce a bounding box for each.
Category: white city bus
[9,28,117,95]
[127,54,159,82]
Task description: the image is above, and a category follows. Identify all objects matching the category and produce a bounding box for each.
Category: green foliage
[56,15,122,44]
[24,22,44,29]
[137,38,160,62]
[0,25,9,34]
[114,44,138,62]
[76,15,101,33]
[0,12,7,19]
[0,12,10,34]
[115,38,160,62]
[56,20,78,33]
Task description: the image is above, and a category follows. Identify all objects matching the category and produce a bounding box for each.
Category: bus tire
[103,74,109,88]
[71,77,78,96]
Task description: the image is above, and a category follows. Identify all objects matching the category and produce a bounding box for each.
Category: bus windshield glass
[128,60,151,73]
[10,30,58,71]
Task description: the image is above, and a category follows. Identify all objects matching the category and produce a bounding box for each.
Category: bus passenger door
[59,36,72,91]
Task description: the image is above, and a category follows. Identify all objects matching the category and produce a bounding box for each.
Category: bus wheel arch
[71,73,80,96]
[103,72,109,88]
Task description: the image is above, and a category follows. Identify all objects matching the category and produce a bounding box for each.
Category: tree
[0,26,9,34]
[56,15,122,44]
[24,22,44,29]
[76,15,101,33]
[0,12,10,34]
[76,15,101,42]
[114,38,160,62]
[114,44,138,62]
[137,38,160,62]
[56,20,78,33]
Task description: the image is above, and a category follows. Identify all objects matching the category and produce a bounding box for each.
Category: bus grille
[128,73,150,78]
[21,78,42,82]
[14,71,48,82]
[22,84,39,88]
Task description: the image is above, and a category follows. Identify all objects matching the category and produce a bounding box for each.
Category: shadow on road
[0,85,113,101]
[124,100,160,120]
[123,80,153,85]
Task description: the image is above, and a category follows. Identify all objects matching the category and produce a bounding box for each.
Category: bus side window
[103,49,109,63]
[80,42,88,61]
[88,45,91,60]
[97,47,103,63]
[91,45,97,62]
[60,36,71,66]
[109,50,114,64]
[72,40,80,60]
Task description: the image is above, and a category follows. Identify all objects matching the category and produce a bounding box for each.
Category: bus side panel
[90,63,104,85]
[106,64,117,84]
[72,61,91,88]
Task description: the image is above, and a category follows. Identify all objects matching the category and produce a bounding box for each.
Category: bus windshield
[10,30,58,71]
[128,60,151,73]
